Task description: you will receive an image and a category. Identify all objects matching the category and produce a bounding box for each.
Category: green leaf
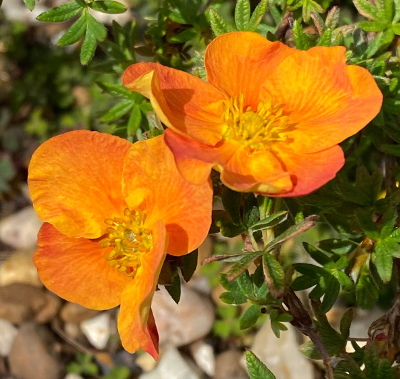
[97,82,134,99]
[339,308,353,339]
[220,291,248,305]
[355,209,380,240]
[293,20,310,50]
[165,273,181,304]
[250,211,288,232]
[80,28,97,65]
[235,0,251,30]
[262,253,285,298]
[325,6,340,29]
[364,344,380,379]
[0,157,16,193]
[169,28,197,43]
[317,28,332,46]
[375,0,393,24]
[237,270,254,297]
[381,208,397,239]
[226,252,262,281]
[37,2,83,22]
[127,105,142,136]
[299,340,321,359]
[390,227,400,242]
[240,305,262,329]
[246,350,276,379]
[358,21,389,32]
[101,100,134,122]
[180,249,198,282]
[23,0,36,11]
[209,8,235,36]
[58,14,86,46]
[377,143,400,156]
[89,1,127,14]
[317,239,357,256]
[222,187,242,226]
[86,13,107,41]
[291,275,319,291]
[248,0,268,31]
[375,239,394,282]
[320,274,340,313]
[353,0,379,20]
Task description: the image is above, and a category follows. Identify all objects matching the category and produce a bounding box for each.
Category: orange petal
[221,146,293,193]
[165,130,292,194]
[163,129,233,185]
[262,46,383,153]
[118,220,166,358]
[270,145,345,197]
[28,130,131,239]
[34,223,131,310]
[122,62,226,145]
[123,135,213,256]
[205,31,295,109]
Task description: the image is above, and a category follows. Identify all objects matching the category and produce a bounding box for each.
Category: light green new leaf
[23,0,36,11]
[375,0,393,23]
[97,82,136,99]
[101,100,134,122]
[246,350,276,379]
[358,20,389,32]
[58,13,86,46]
[394,0,400,23]
[89,1,127,14]
[209,8,235,36]
[127,106,142,136]
[248,0,268,31]
[293,20,310,50]
[325,6,340,29]
[353,0,379,20]
[235,0,251,30]
[250,211,288,232]
[317,28,332,46]
[375,239,394,282]
[37,2,83,22]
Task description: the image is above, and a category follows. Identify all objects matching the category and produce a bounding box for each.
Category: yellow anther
[100,208,152,278]
[222,93,291,150]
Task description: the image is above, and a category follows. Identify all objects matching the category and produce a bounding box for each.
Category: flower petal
[205,31,295,109]
[262,46,383,153]
[123,135,213,256]
[220,146,293,193]
[34,223,131,310]
[164,129,233,185]
[28,130,131,239]
[117,220,166,359]
[122,62,226,145]
[270,145,345,197]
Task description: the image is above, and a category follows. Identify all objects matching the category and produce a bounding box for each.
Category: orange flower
[28,130,212,359]
[122,32,383,196]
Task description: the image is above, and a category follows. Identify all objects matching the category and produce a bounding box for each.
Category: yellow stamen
[222,93,291,150]
[100,208,152,278]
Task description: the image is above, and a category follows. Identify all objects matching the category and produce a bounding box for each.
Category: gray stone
[0,318,18,356]
[215,350,249,379]
[140,348,200,379]
[0,207,42,250]
[151,285,215,347]
[80,312,110,350]
[189,340,215,377]
[250,323,314,379]
[60,303,99,324]
[8,323,63,379]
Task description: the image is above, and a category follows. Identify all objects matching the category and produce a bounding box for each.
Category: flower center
[100,208,152,277]
[222,93,290,150]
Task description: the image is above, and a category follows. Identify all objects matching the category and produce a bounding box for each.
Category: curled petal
[270,145,345,197]
[122,62,226,145]
[34,223,131,310]
[262,46,383,153]
[123,135,213,256]
[165,129,292,194]
[118,220,167,358]
[28,130,130,239]
[205,31,295,109]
